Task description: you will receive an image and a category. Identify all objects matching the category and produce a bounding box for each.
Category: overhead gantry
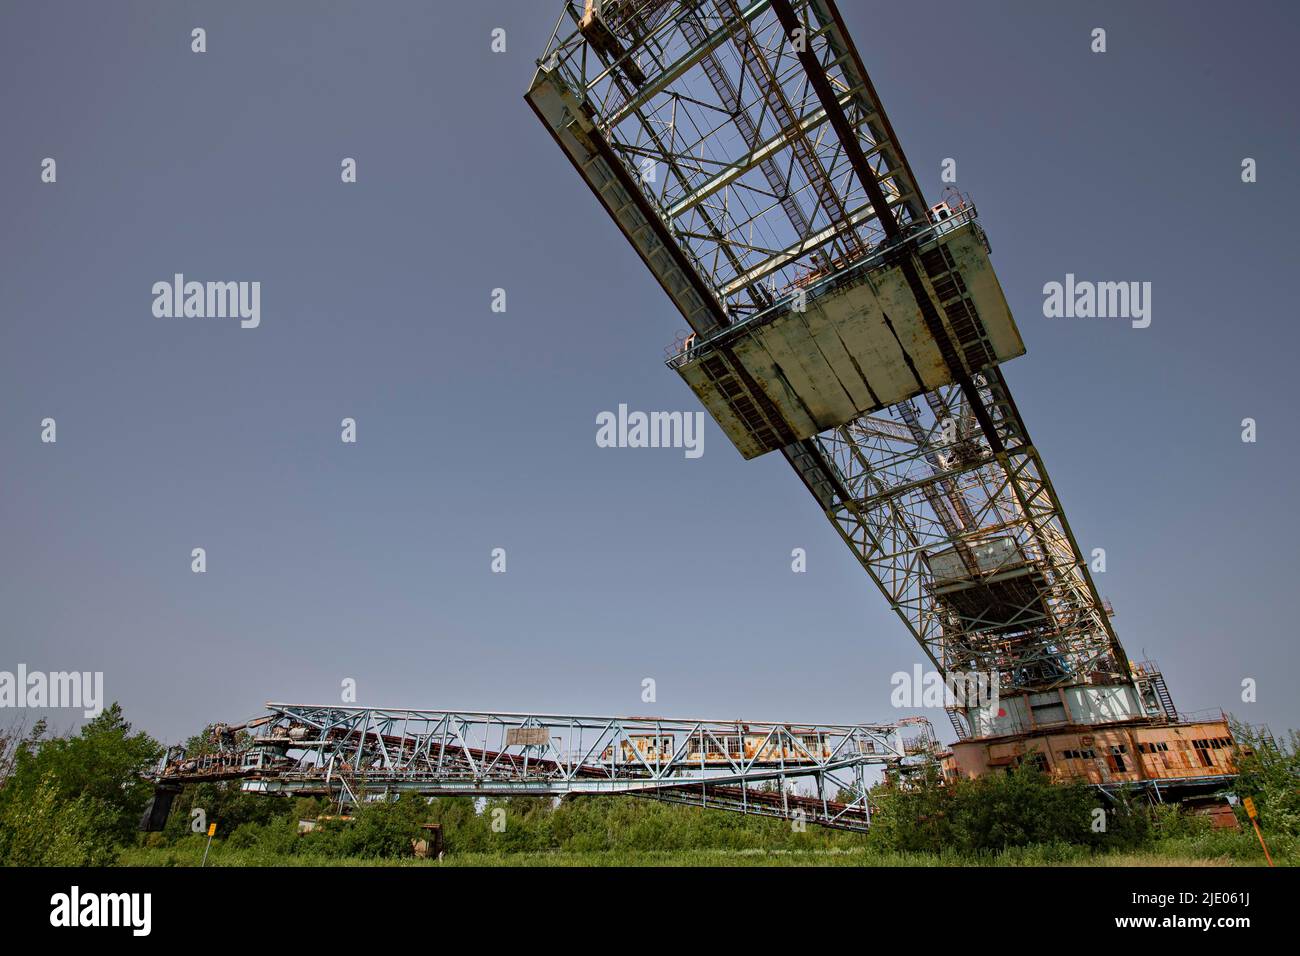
[527,0,1137,739]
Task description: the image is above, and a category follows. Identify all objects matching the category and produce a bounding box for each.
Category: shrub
[0,704,161,865]
[1229,721,1300,835]
[0,774,121,866]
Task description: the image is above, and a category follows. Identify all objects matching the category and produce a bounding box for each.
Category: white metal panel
[941,226,1026,362]
[672,223,1027,459]
[677,362,773,459]
[798,304,878,410]
[930,537,1024,585]
[868,266,951,391]
[967,695,1031,737]
[1065,684,1142,724]
[745,321,847,429]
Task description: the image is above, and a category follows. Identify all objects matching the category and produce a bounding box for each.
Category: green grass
[117,835,1283,868]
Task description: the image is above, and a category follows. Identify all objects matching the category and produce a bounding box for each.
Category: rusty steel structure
[150,704,940,832]
[149,2,1234,835]
[525,0,1245,795]
[528,0,1132,741]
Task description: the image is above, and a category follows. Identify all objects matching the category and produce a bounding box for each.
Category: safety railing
[664,204,983,370]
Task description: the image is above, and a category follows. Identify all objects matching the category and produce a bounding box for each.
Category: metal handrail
[664,205,983,369]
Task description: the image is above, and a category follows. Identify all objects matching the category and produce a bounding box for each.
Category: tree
[0,703,162,863]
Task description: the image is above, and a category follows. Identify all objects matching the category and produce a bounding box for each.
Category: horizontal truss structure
[155,704,941,832]
[534,0,1130,724]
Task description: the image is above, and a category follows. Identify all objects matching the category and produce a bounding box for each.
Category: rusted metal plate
[505,727,549,747]
[675,222,1026,459]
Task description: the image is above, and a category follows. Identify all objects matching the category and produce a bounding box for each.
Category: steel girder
[156,704,938,832]
[817,372,1129,694]
[538,0,916,323]
[531,1,1130,708]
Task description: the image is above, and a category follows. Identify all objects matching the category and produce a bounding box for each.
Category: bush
[868,764,1148,855]
[0,704,161,866]
[1229,721,1300,835]
[0,774,121,866]
[227,822,264,850]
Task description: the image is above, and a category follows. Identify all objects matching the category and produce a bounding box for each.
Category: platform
[671,217,1025,458]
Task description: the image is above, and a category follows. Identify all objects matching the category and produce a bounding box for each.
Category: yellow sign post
[201,822,217,867]
[1241,797,1273,867]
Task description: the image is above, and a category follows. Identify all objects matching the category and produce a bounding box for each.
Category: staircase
[1147,671,1178,721]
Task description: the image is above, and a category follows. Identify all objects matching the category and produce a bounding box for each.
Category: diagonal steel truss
[532,0,1131,716]
[544,0,915,320]
[157,704,941,832]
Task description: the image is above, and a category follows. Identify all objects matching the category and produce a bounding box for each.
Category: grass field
[118,834,1283,868]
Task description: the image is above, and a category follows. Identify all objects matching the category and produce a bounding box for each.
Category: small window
[1020,752,1048,772]
[1107,746,1127,772]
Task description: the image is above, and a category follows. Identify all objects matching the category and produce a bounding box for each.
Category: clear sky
[2,1,1297,748]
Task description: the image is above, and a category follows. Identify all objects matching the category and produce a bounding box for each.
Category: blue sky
[1,1,1297,746]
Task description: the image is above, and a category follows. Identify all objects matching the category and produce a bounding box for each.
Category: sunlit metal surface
[155,704,943,832]
[529,1,1130,729]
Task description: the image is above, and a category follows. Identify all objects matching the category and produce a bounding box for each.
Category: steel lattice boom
[153,704,941,832]
[528,1,1131,734]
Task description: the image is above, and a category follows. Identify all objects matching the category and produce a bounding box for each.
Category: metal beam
[769,0,901,239]
[154,703,937,832]
[605,0,774,128]
[665,86,862,218]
